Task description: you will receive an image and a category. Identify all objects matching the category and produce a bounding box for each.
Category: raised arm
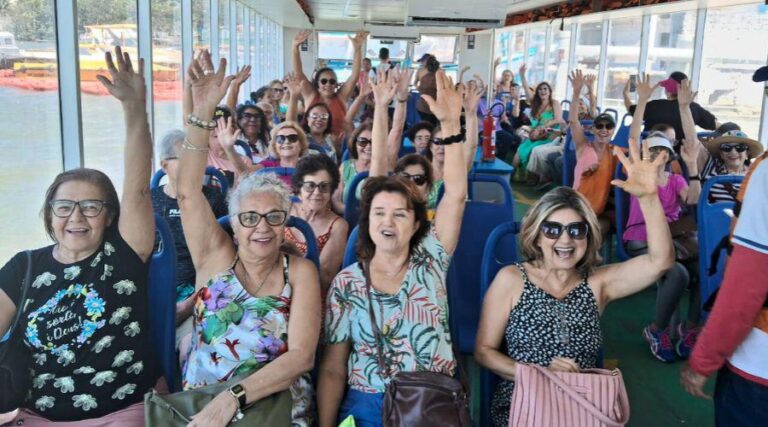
[337,31,367,102]
[492,57,501,95]
[630,73,657,142]
[462,77,484,171]
[96,47,154,261]
[458,65,470,84]
[292,30,317,103]
[225,65,251,112]
[387,67,414,168]
[622,79,634,110]
[585,73,598,118]
[284,72,303,123]
[176,51,236,278]
[597,138,675,305]
[677,79,701,204]
[370,70,397,177]
[424,71,468,254]
[568,70,589,156]
[519,63,534,100]
[343,77,371,138]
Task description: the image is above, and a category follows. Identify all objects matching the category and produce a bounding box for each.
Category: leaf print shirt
[0,226,159,421]
[325,226,456,393]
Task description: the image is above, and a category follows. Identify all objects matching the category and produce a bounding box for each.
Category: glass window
[548,26,571,100]
[317,31,354,60]
[249,10,257,93]
[574,22,602,75]
[192,0,210,51]
[603,17,642,111]
[152,0,183,153]
[366,38,408,62]
[528,28,547,85]
[0,0,63,261]
[646,11,696,87]
[236,3,245,69]
[698,3,768,137]
[414,35,457,64]
[219,0,230,64]
[79,1,138,193]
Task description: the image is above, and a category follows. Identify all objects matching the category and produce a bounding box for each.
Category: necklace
[241,256,278,297]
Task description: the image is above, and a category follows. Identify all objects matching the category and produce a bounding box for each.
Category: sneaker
[676,324,702,359]
[643,325,676,362]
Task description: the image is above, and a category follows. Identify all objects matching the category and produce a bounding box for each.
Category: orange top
[575,144,616,216]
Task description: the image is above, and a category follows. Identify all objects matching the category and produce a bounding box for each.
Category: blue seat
[342,149,351,162]
[612,113,633,149]
[697,131,715,140]
[343,225,360,268]
[602,108,619,124]
[447,174,515,355]
[561,121,595,188]
[562,108,569,122]
[308,142,327,154]
[148,213,179,392]
[235,140,253,159]
[344,171,370,231]
[151,166,229,196]
[406,91,422,128]
[561,99,571,111]
[613,163,632,261]
[216,215,320,270]
[257,167,295,179]
[398,144,416,158]
[697,175,743,315]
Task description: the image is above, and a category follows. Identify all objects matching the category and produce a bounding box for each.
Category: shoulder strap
[1,251,33,357]
[282,254,290,286]
[362,262,388,378]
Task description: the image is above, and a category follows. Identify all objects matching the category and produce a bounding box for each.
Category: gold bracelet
[182,137,209,152]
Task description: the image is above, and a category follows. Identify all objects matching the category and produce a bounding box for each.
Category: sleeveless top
[490,263,602,427]
[284,216,342,254]
[309,96,347,136]
[182,255,313,425]
[575,143,616,215]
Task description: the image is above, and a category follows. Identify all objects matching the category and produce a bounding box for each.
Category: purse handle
[527,364,630,426]
[0,251,33,359]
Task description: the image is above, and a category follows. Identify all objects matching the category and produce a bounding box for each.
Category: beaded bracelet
[187,113,217,130]
[182,137,209,152]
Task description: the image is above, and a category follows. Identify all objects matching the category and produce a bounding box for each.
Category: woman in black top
[0,47,160,423]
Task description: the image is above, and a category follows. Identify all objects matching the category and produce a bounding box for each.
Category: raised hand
[568,69,585,93]
[284,72,302,95]
[463,77,485,113]
[519,63,527,77]
[420,70,465,126]
[293,29,312,48]
[371,69,397,107]
[636,73,658,102]
[216,116,241,151]
[96,46,146,105]
[232,65,251,86]
[584,73,597,92]
[395,66,414,101]
[677,79,696,106]
[348,31,368,50]
[493,57,501,68]
[359,74,373,99]
[611,138,666,199]
[187,50,235,113]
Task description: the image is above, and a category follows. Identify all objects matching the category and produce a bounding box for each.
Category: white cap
[644,131,674,154]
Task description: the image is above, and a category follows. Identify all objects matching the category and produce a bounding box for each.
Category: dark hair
[42,169,120,241]
[394,154,435,193]
[356,176,429,263]
[650,123,674,134]
[302,103,333,137]
[406,121,435,142]
[312,67,338,90]
[530,82,554,119]
[379,47,390,60]
[348,121,373,159]
[363,58,372,64]
[292,154,341,194]
[236,104,270,143]
[250,86,272,103]
[669,71,688,83]
[426,55,440,73]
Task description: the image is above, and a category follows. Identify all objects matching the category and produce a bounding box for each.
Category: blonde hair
[519,187,603,274]
[269,121,309,160]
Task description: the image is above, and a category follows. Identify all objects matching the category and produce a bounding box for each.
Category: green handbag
[143,374,292,426]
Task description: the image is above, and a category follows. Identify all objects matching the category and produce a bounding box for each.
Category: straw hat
[705,130,764,158]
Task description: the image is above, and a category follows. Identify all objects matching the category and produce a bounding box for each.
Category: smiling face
[317,70,338,97]
[50,181,112,256]
[593,120,613,141]
[413,129,432,152]
[275,127,301,160]
[355,129,372,160]
[233,192,287,258]
[299,170,333,211]
[537,208,588,270]
[270,83,284,102]
[719,143,748,170]
[307,105,330,135]
[369,191,419,255]
[401,164,429,198]
[239,107,263,138]
[501,70,513,83]
[536,83,551,101]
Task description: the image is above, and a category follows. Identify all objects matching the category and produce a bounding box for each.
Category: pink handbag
[509,363,630,427]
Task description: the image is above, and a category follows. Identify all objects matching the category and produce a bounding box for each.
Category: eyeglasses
[356,137,371,148]
[431,138,443,145]
[719,143,748,153]
[49,199,108,218]
[272,88,285,93]
[649,146,671,155]
[540,221,589,240]
[163,156,179,161]
[309,113,329,121]
[319,78,337,86]
[301,181,333,193]
[276,134,300,145]
[413,135,431,142]
[236,210,288,228]
[593,123,615,130]
[240,112,261,121]
[398,172,427,186]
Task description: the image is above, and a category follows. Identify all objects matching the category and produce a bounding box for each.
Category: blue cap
[417,53,430,63]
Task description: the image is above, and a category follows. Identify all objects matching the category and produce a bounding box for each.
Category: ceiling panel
[241,0,311,27]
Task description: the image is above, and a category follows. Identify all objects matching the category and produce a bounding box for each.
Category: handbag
[509,363,630,427]
[0,250,33,412]
[669,216,698,262]
[144,372,293,426]
[363,263,471,427]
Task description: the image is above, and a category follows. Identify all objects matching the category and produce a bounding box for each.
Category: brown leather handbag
[363,263,471,427]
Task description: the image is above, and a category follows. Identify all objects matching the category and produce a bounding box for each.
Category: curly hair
[291,154,341,195]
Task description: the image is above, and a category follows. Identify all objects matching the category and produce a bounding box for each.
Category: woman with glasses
[269,79,286,122]
[235,104,270,163]
[0,48,161,424]
[476,133,675,426]
[407,122,435,158]
[285,72,340,162]
[176,51,319,426]
[292,30,367,136]
[333,122,373,213]
[286,155,349,294]
[318,70,469,427]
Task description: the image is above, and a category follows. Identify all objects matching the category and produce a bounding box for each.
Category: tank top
[575,143,616,216]
[284,216,341,254]
[490,263,602,427]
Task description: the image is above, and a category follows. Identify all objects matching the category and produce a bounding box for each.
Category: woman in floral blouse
[177,51,320,427]
[317,70,469,427]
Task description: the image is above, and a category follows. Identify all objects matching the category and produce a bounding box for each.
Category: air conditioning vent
[407,16,503,28]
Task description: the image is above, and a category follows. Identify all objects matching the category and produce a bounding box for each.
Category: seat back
[602,108,619,124]
[613,163,632,261]
[406,91,422,128]
[256,167,295,178]
[151,166,230,197]
[344,171,370,230]
[308,142,328,155]
[697,175,743,313]
[343,225,360,268]
[148,214,179,391]
[611,113,633,149]
[562,131,576,187]
[235,140,253,159]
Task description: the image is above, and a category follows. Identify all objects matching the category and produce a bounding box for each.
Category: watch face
[231,384,245,395]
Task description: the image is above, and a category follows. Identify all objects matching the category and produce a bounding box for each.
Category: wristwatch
[228,383,247,409]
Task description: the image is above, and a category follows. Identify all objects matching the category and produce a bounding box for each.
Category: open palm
[421,70,465,124]
[96,46,146,104]
[611,138,666,198]
[187,50,234,112]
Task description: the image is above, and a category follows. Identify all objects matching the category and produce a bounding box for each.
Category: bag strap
[362,262,389,378]
[528,364,630,426]
[0,251,33,359]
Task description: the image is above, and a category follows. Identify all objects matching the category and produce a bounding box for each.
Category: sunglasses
[719,143,748,153]
[431,138,443,145]
[398,172,427,186]
[594,122,615,130]
[309,113,329,121]
[49,199,108,218]
[272,88,284,93]
[240,112,261,121]
[540,221,589,240]
[356,137,371,148]
[319,78,337,86]
[237,210,288,228]
[276,134,300,145]
[301,181,333,193]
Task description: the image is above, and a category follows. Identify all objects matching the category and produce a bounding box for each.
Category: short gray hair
[158,129,186,161]
[227,172,293,216]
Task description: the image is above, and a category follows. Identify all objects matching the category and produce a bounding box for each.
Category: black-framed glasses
[398,172,427,186]
[236,210,288,228]
[540,221,589,240]
[271,88,285,93]
[356,137,371,148]
[49,199,108,218]
[276,134,300,145]
[301,181,333,193]
[240,112,262,121]
[309,113,329,121]
[319,78,337,86]
[720,143,748,153]
[594,123,615,130]
[431,138,443,145]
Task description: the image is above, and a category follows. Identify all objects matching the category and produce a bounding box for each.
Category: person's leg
[715,368,768,426]
[654,262,690,330]
[495,130,520,162]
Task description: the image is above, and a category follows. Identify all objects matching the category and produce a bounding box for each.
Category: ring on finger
[203,69,214,76]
